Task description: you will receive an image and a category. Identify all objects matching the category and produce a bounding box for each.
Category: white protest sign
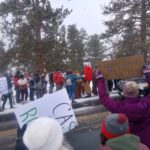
[14,89,78,133]
[0,77,8,95]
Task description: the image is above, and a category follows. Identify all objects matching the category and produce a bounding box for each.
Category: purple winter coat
[97,76,150,148]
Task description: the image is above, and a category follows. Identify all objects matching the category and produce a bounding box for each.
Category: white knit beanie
[23,117,63,150]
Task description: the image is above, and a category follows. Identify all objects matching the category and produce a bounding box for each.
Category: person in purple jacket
[96,64,150,148]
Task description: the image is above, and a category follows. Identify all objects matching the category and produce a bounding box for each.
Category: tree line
[101,0,150,61]
[0,0,149,72]
[0,0,105,72]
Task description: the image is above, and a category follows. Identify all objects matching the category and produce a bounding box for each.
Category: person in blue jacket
[65,71,83,102]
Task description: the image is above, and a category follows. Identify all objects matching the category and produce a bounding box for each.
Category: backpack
[66,79,72,86]
[53,72,64,84]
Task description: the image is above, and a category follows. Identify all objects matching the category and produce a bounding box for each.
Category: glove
[95,70,103,79]
[143,64,150,75]
[82,75,86,78]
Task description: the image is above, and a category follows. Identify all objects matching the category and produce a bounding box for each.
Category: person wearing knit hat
[23,117,73,150]
[100,113,149,150]
[123,81,139,97]
[101,113,129,140]
[95,64,150,149]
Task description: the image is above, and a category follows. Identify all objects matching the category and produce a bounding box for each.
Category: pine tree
[67,25,87,71]
[86,34,105,64]
[101,0,150,60]
[0,41,10,72]
[0,0,71,70]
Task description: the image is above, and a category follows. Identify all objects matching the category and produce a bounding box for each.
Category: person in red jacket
[53,70,64,91]
[13,71,21,103]
[18,74,28,104]
[83,65,93,98]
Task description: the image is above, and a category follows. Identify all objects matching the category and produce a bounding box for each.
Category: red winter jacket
[83,66,93,81]
[13,76,20,88]
[53,71,64,85]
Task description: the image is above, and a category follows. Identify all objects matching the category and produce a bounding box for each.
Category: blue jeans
[67,86,75,101]
[36,89,43,99]
[49,83,54,94]
[30,88,35,101]
[2,93,13,109]
[15,87,20,103]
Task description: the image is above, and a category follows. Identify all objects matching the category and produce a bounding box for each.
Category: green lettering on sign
[20,107,38,124]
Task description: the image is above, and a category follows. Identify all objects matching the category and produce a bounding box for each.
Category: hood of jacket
[106,134,140,150]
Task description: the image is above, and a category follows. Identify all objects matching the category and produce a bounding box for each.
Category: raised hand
[143,64,150,75]
[95,70,103,79]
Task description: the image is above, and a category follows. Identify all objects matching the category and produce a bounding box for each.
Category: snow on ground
[0,88,119,115]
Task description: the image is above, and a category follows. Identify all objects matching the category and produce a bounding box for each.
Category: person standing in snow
[18,74,28,104]
[53,70,64,91]
[13,71,21,103]
[2,73,13,109]
[65,71,83,102]
[49,72,54,94]
[83,65,93,98]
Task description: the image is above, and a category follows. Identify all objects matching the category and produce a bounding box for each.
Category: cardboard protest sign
[0,77,8,95]
[14,89,78,133]
[97,55,145,80]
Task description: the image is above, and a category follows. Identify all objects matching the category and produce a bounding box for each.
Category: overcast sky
[50,0,110,35]
[0,0,111,35]
[0,0,111,45]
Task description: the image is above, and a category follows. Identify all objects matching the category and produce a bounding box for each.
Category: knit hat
[23,117,63,150]
[66,71,72,75]
[101,113,130,139]
[123,81,139,97]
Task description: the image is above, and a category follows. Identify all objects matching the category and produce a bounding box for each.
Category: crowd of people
[2,64,150,150]
[0,70,48,110]
[13,64,150,150]
[0,65,103,110]
[0,64,122,111]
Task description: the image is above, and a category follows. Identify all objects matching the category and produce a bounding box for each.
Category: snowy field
[0,87,119,115]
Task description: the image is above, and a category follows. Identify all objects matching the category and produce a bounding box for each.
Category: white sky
[50,0,111,35]
[0,0,111,45]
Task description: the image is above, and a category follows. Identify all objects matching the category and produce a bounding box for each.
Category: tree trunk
[140,0,147,61]
[34,0,44,72]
